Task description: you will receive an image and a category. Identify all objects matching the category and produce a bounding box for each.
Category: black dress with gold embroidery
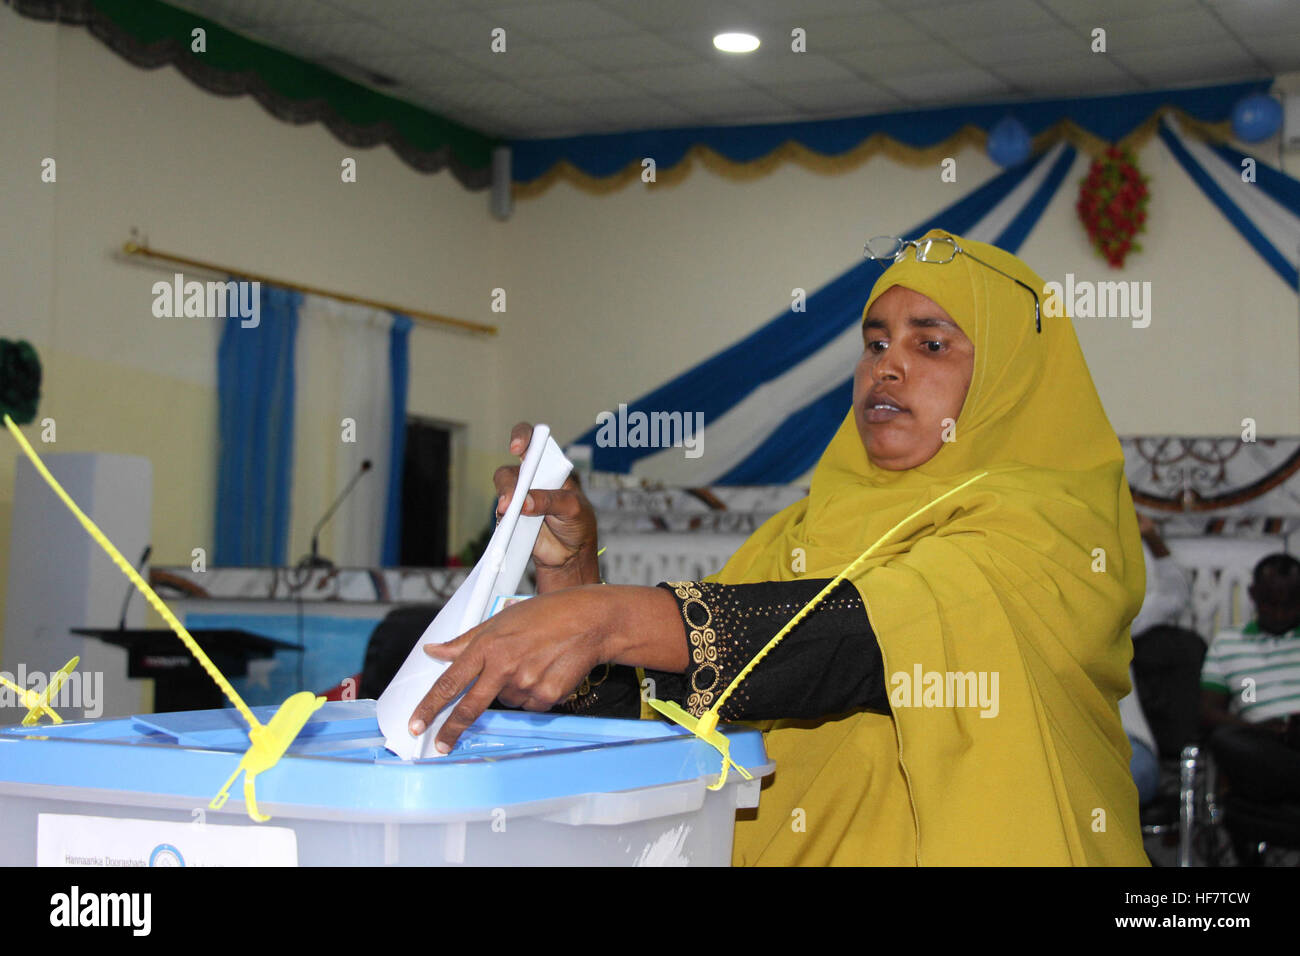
[556,579,889,721]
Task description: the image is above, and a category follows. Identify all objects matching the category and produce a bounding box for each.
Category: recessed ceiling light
[714,32,760,53]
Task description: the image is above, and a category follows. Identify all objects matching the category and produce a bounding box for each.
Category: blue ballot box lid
[0,700,773,817]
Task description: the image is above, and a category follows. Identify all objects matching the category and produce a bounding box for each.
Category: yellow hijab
[715,229,1148,865]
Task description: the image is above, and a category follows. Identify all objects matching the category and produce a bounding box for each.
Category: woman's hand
[495,421,600,591]
[408,584,687,754]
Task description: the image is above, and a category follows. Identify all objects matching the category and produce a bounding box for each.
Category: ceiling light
[714,32,760,53]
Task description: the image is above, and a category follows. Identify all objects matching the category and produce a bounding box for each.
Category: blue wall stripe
[1158,122,1297,288]
[713,379,853,485]
[1209,140,1300,223]
[995,145,1077,253]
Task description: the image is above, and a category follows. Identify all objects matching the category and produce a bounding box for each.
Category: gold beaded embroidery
[660,579,865,720]
[565,662,611,703]
[667,581,721,716]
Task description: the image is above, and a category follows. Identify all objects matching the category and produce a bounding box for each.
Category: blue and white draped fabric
[215,284,301,566]
[514,81,1267,189]
[573,140,1079,484]
[215,290,412,568]
[1159,114,1300,290]
[290,295,410,568]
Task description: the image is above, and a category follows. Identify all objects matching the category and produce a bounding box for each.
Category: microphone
[305,460,372,569]
[118,544,152,630]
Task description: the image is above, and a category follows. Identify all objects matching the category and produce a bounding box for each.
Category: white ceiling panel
[773,79,901,112]
[522,71,649,102]
[919,0,1060,41]
[797,13,937,50]
[1103,8,1238,52]
[996,53,1136,96]
[952,26,1089,64]
[472,43,605,79]
[195,0,353,27]
[675,86,799,112]
[548,32,703,70]
[489,1,641,40]
[370,8,505,54]
[1240,33,1300,72]
[1115,40,1264,85]
[878,65,1014,105]
[722,51,868,85]
[579,96,705,130]
[1203,0,1300,37]
[162,0,1297,139]
[619,62,753,94]
[595,0,760,31]
[828,42,964,78]
[250,19,427,58]
[737,0,890,17]
[1036,0,1198,25]
[326,0,466,18]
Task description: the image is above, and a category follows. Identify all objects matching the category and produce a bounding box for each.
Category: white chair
[1165,537,1282,639]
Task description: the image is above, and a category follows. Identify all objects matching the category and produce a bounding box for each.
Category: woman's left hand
[408,585,616,754]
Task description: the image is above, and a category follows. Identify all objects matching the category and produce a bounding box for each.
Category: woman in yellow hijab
[409,228,1148,866]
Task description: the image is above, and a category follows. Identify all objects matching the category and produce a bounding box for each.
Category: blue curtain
[215,284,301,565]
[381,313,412,565]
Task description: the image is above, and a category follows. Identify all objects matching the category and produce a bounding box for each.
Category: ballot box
[0,699,772,867]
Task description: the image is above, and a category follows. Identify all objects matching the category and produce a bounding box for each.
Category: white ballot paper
[376,425,573,759]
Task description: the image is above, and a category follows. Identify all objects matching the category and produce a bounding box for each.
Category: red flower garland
[1076,145,1149,268]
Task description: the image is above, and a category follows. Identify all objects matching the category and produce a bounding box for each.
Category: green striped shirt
[1201,621,1300,723]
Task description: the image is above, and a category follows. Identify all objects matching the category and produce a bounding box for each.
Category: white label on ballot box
[37,814,298,867]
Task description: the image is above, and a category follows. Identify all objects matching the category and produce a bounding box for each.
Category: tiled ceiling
[166,0,1300,139]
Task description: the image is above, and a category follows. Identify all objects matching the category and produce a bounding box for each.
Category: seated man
[1200,553,1300,806]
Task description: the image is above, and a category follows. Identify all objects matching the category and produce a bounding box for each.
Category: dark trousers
[1207,724,1300,802]
[1131,624,1207,759]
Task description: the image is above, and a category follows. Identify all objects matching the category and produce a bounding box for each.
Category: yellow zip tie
[3,413,324,822]
[209,690,325,822]
[0,655,79,725]
[645,697,752,789]
[646,471,989,790]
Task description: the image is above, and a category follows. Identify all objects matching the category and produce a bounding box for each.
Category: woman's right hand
[494,422,600,590]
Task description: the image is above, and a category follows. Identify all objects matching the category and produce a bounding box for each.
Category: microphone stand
[118,545,152,630]
[303,460,372,569]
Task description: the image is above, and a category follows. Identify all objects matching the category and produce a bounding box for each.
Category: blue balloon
[1231,93,1282,143]
[987,116,1031,167]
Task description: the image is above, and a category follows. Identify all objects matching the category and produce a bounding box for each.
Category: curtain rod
[121,239,497,336]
